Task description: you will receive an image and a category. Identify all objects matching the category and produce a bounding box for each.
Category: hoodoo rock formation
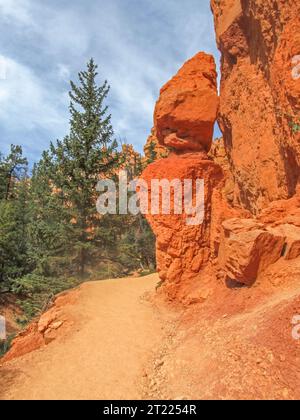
[141,52,239,301]
[142,3,300,297]
[211,0,300,214]
[142,154,225,301]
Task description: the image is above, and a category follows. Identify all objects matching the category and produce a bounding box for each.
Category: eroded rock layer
[142,153,224,301]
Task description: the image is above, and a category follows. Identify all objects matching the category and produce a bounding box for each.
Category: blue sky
[0,0,220,163]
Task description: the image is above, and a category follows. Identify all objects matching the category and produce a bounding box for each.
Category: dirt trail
[1,267,300,400]
[0,274,176,400]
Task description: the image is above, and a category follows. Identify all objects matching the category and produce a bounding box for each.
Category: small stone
[38,312,57,333]
[50,321,64,330]
[44,330,56,345]
[155,360,164,369]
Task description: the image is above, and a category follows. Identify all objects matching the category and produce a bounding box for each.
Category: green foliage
[0,144,28,201]
[116,216,156,271]
[0,334,15,358]
[12,273,80,320]
[288,115,300,134]
[112,145,156,272]
[28,160,75,278]
[146,140,158,165]
[290,121,300,134]
[0,146,30,291]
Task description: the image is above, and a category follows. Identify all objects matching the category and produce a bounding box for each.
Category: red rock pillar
[141,52,224,301]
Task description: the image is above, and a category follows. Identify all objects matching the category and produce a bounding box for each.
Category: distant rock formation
[143,128,169,163]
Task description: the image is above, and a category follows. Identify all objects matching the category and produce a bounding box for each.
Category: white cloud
[0,0,33,26]
[0,54,67,135]
[58,64,71,81]
[0,56,7,80]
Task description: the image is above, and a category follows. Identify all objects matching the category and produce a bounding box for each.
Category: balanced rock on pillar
[141,52,226,301]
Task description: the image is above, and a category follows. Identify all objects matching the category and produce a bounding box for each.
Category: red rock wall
[211,0,300,214]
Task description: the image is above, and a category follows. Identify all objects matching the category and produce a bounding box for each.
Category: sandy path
[2,267,299,400]
[0,274,170,400]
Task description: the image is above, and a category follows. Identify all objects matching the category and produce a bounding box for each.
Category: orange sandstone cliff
[211,0,300,214]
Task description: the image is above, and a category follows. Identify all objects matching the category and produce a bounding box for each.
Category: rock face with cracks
[142,153,225,301]
[218,219,285,285]
[211,0,300,214]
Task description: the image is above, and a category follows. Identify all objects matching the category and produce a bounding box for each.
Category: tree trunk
[5,171,13,201]
[79,246,85,278]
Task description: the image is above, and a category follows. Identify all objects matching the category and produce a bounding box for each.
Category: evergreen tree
[0,60,156,323]
[0,145,28,200]
[27,154,72,278]
[46,59,118,276]
[0,146,29,290]
[146,140,158,165]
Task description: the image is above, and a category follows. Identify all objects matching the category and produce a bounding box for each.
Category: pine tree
[28,154,72,277]
[0,145,27,201]
[146,140,158,165]
[47,59,118,276]
[0,146,29,290]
